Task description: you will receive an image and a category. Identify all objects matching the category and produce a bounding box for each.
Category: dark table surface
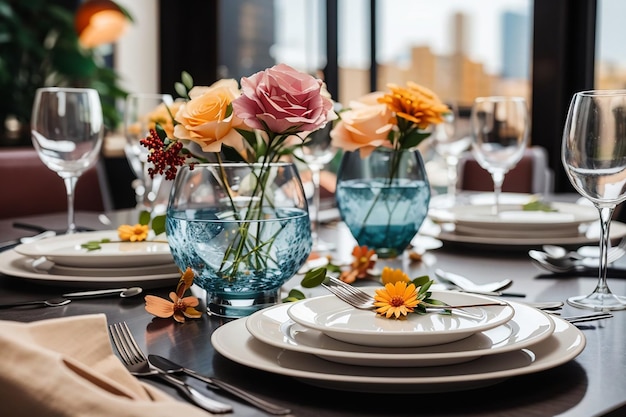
[1,210,626,417]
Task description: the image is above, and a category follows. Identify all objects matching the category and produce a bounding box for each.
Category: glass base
[206,288,281,318]
[567,292,626,311]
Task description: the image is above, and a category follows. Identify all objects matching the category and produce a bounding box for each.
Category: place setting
[0,230,180,288]
[211,281,588,394]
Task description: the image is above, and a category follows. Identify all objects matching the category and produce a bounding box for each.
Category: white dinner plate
[14,230,173,268]
[246,301,555,367]
[429,202,598,232]
[286,291,515,347]
[0,249,180,289]
[212,313,585,393]
[420,220,626,250]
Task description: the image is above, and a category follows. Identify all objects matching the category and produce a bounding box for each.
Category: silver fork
[321,276,507,311]
[321,277,615,323]
[108,322,233,414]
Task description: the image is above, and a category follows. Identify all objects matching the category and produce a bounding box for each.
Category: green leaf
[181,71,194,90]
[301,267,327,288]
[138,210,151,225]
[174,82,187,99]
[412,275,430,287]
[400,131,431,149]
[151,215,166,235]
[282,289,305,303]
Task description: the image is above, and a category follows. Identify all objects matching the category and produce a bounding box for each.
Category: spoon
[542,245,584,260]
[529,249,599,274]
[62,287,143,299]
[434,269,513,293]
[0,297,71,308]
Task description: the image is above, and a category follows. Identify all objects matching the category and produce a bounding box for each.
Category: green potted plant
[0,0,127,144]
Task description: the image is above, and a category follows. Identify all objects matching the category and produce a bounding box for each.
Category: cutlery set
[109,322,291,415]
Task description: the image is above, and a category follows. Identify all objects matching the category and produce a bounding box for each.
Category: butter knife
[148,354,291,415]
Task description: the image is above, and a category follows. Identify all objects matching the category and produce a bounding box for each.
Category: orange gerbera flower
[145,267,202,323]
[373,281,420,319]
[117,224,150,242]
[339,245,376,283]
[378,82,449,130]
[381,266,410,285]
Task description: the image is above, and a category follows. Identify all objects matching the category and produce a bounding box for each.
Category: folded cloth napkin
[0,314,213,417]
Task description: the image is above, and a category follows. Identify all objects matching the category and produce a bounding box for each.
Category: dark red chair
[0,147,112,219]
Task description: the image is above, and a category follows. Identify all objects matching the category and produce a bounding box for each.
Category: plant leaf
[301,267,327,288]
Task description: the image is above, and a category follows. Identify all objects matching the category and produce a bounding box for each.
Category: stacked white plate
[211,289,586,393]
[423,193,626,248]
[0,230,180,288]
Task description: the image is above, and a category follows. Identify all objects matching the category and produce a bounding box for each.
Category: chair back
[0,147,112,219]
[458,146,554,195]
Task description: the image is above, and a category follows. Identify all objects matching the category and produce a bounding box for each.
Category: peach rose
[232,63,336,136]
[148,100,183,138]
[173,78,244,153]
[330,92,394,158]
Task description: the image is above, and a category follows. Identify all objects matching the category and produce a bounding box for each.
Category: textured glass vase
[166,162,312,318]
[335,148,431,258]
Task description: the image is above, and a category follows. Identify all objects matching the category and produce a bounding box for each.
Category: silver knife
[148,354,291,415]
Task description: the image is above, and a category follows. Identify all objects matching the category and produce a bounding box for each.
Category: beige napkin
[0,314,213,417]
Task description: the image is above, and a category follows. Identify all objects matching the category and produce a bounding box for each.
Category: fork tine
[109,322,146,365]
[328,277,374,303]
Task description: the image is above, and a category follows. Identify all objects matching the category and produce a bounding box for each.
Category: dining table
[1,206,625,417]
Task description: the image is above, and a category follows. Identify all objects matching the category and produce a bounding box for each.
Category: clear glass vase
[335,148,431,258]
[166,162,312,318]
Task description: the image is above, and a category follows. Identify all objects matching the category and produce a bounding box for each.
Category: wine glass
[124,93,173,211]
[293,123,337,252]
[562,89,626,311]
[30,87,103,234]
[432,101,471,207]
[470,96,529,214]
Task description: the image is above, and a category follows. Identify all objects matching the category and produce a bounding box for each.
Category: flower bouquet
[141,63,337,317]
[330,82,450,257]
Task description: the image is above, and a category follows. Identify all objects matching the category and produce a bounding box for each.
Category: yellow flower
[378,82,449,130]
[373,281,419,319]
[381,266,410,285]
[145,268,202,323]
[117,224,150,242]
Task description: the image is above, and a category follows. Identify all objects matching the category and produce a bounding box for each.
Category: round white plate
[421,221,626,250]
[212,314,585,393]
[42,261,180,277]
[429,202,598,231]
[0,249,180,289]
[286,291,515,347]
[246,301,555,367]
[14,230,173,268]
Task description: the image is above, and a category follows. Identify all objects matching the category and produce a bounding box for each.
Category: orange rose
[173,79,244,153]
[148,101,183,138]
[330,92,394,158]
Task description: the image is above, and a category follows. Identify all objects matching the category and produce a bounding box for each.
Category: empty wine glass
[293,123,337,252]
[432,101,471,206]
[31,87,103,234]
[124,93,173,210]
[562,89,626,310]
[470,96,529,214]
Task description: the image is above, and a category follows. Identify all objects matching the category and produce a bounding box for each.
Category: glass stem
[63,176,78,234]
[491,171,505,215]
[446,158,458,200]
[310,166,322,245]
[595,206,615,295]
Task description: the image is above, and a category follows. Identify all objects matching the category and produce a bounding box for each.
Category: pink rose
[330,92,394,157]
[232,63,336,136]
[173,79,244,153]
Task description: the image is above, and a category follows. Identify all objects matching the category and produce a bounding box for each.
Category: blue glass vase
[335,148,431,258]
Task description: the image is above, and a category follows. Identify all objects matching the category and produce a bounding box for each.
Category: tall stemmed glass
[31,87,103,234]
[562,90,626,310]
[432,101,471,206]
[293,123,337,252]
[124,93,173,210]
[470,96,529,214]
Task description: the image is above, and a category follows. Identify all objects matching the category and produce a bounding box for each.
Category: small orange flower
[117,224,150,242]
[373,281,420,319]
[145,267,202,323]
[339,245,376,283]
[381,266,410,285]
